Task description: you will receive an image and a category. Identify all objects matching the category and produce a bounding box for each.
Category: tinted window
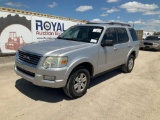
[116,28,129,43]
[103,28,117,44]
[145,36,160,41]
[58,26,104,43]
[129,28,138,41]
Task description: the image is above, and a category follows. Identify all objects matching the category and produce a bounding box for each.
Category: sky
[0,0,160,31]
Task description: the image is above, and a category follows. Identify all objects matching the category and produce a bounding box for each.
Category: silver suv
[15,22,139,98]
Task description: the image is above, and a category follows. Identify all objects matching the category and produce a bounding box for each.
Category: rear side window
[116,28,129,43]
[129,28,138,41]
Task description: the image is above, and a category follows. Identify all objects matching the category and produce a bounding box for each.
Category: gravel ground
[0,50,160,120]
[0,55,15,64]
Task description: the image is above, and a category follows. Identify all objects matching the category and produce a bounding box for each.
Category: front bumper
[15,60,68,88]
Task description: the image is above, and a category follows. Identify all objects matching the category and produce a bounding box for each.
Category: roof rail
[87,22,131,27]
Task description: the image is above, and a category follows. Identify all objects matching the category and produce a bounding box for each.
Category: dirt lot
[0,50,160,120]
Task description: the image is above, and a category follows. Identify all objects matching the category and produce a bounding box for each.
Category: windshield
[57,26,104,43]
[145,36,160,41]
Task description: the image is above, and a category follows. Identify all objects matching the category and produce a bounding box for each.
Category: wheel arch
[130,51,136,58]
[69,62,94,77]
[127,50,137,60]
[64,60,94,86]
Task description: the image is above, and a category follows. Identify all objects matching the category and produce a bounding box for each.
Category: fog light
[43,75,56,81]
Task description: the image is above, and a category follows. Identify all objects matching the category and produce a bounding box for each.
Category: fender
[126,47,137,63]
[63,57,96,84]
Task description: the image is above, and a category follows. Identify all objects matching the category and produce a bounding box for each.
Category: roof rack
[87,22,131,27]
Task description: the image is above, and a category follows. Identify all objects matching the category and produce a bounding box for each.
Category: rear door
[115,28,130,64]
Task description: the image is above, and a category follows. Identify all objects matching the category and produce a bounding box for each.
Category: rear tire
[63,68,90,99]
[121,55,135,73]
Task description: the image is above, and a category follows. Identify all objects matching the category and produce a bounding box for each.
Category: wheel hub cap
[74,73,87,93]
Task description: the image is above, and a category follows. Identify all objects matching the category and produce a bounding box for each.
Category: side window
[103,28,117,44]
[116,28,129,43]
[129,28,138,41]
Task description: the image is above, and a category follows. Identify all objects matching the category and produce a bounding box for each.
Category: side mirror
[101,40,114,47]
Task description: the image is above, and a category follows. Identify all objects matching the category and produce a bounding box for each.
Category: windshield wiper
[57,37,78,41]
[57,37,90,43]
[64,38,77,41]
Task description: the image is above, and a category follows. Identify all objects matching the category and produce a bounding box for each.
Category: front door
[98,27,120,73]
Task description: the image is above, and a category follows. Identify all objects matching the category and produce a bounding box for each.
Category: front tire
[63,68,90,99]
[121,55,135,73]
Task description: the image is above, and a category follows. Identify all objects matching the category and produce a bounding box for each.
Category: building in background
[0,7,87,54]
[136,30,154,40]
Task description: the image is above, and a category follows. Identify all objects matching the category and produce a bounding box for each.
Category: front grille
[17,66,35,77]
[144,42,153,45]
[18,50,41,66]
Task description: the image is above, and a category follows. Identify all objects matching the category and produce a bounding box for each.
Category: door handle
[128,44,131,47]
[114,46,118,50]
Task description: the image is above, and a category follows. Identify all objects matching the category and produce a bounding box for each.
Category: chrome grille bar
[18,50,41,66]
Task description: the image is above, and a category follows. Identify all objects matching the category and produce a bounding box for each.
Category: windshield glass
[57,26,104,43]
[145,36,160,41]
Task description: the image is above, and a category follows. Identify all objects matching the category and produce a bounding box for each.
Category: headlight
[153,43,159,47]
[43,56,68,68]
[153,43,158,45]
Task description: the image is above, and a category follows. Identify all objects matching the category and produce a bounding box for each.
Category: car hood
[19,39,93,56]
